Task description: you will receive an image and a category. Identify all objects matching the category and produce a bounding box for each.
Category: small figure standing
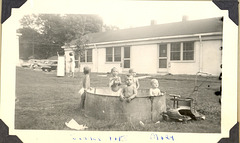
[109,67,122,92]
[68,52,75,77]
[129,69,140,89]
[120,75,137,103]
[149,79,164,96]
[80,66,91,109]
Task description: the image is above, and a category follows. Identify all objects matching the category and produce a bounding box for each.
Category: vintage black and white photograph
[0,0,238,143]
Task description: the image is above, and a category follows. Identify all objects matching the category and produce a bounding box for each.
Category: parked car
[30,62,41,70]
[21,61,31,68]
[41,61,58,72]
[20,59,38,68]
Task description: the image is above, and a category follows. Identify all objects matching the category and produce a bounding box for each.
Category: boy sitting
[149,79,164,96]
[120,74,137,103]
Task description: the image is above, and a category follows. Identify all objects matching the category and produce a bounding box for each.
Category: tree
[18,14,103,59]
[70,36,90,72]
[19,14,64,59]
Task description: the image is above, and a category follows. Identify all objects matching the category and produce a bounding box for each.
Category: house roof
[81,17,222,45]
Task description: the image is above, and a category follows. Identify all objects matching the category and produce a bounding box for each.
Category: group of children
[108,67,139,102]
[108,67,164,102]
[79,66,164,109]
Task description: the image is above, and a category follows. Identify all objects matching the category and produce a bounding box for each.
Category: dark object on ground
[215,91,221,96]
[163,94,205,122]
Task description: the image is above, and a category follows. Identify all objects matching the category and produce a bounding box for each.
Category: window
[183,42,194,60]
[159,44,167,68]
[123,47,130,68]
[170,43,181,60]
[86,49,92,62]
[106,47,122,62]
[106,47,113,62]
[80,49,92,63]
[124,47,130,58]
[124,60,130,68]
[159,44,167,57]
[170,42,194,61]
[159,59,167,68]
[114,47,121,61]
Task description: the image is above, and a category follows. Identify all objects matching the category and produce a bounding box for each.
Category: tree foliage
[18,14,103,59]
[102,24,119,31]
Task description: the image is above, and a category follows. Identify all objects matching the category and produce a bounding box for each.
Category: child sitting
[109,67,122,92]
[149,79,164,96]
[120,74,137,103]
[129,69,140,89]
[79,66,91,109]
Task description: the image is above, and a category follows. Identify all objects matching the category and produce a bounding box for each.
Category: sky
[14,0,225,29]
[96,1,224,29]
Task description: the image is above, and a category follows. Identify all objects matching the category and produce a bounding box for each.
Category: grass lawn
[15,67,221,132]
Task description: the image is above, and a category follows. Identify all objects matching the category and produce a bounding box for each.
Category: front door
[158,44,168,73]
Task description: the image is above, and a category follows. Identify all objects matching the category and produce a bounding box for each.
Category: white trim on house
[199,35,203,72]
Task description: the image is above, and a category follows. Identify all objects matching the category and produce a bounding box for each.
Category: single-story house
[64,17,223,76]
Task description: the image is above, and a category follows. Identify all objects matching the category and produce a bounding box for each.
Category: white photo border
[0,0,238,143]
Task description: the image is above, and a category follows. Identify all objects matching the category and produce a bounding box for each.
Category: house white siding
[97,48,122,73]
[168,42,200,75]
[201,40,222,76]
[65,18,222,75]
[131,44,158,74]
[168,40,222,75]
[66,39,222,76]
